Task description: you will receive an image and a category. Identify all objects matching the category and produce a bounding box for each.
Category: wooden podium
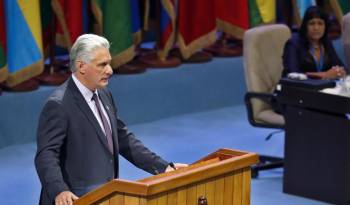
[74,148,258,205]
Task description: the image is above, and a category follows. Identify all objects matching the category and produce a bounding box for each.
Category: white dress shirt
[72,74,112,134]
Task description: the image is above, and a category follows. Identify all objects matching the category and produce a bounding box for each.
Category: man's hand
[55,191,78,205]
[165,163,188,172]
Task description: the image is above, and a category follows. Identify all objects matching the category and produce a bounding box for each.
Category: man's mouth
[101,77,109,82]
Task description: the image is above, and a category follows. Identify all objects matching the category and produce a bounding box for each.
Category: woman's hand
[306,66,346,80]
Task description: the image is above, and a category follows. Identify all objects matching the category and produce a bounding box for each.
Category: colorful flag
[249,0,263,27]
[0,0,8,83]
[92,0,135,68]
[177,0,217,59]
[215,0,249,39]
[329,0,350,24]
[256,0,276,23]
[249,0,276,27]
[51,0,84,48]
[4,0,44,87]
[158,0,176,60]
[292,0,316,26]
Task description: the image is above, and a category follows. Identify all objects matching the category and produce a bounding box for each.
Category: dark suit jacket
[282,34,344,77]
[35,77,168,204]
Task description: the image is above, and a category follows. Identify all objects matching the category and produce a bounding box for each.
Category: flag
[215,0,249,39]
[177,0,217,59]
[131,0,142,45]
[92,0,135,68]
[4,0,44,87]
[40,0,54,58]
[249,0,263,27]
[158,0,176,60]
[249,0,276,27]
[0,0,8,83]
[82,0,89,34]
[292,0,316,26]
[256,0,276,23]
[329,0,350,24]
[51,0,84,48]
[91,0,102,34]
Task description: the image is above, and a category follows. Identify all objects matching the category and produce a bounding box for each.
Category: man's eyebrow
[97,59,111,65]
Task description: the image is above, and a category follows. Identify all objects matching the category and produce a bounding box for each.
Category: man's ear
[76,60,86,74]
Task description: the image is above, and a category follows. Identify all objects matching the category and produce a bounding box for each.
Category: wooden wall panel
[196,182,206,201]
[109,194,123,205]
[242,168,251,205]
[167,190,177,205]
[140,198,147,205]
[215,177,225,205]
[157,194,167,205]
[233,170,243,205]
[177,187,187,205]
[224,174,234,205]
[147,196,158,205]
[186,184,197,205]
[125,195,140,205]
[205,178,216,205]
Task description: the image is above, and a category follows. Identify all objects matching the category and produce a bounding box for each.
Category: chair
[243,24,291,178]
[342,12,350,73]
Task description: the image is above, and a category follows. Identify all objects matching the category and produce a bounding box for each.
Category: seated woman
[282,6,347,80]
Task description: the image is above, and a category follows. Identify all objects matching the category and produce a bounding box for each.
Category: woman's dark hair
[299,6,329,47]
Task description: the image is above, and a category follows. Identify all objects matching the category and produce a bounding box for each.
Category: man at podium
[34,34,186,205]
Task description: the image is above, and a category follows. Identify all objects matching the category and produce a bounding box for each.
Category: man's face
[77,47,113,91]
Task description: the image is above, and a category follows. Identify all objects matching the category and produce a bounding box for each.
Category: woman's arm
[282,38,301,76]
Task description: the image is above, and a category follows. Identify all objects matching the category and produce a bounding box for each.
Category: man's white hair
[69,34,110,72]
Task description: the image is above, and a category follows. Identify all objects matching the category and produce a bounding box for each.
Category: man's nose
[106,65,113,75]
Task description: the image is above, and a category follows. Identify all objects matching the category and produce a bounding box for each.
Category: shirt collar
[72,74,98,103]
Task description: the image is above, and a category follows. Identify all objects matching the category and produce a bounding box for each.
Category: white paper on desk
[321,79,350,97]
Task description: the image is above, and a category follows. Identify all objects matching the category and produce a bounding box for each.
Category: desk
[278,85,350,205]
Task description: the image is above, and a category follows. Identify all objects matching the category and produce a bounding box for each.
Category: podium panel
[73,148,258,205]
[279,85,350,204]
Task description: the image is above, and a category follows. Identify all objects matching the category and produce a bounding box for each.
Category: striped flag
[4,0,44,87]
[0,0,8,83]
[256,0,276,24]
[215,0,249,39]
[249,0,276,27]
[92,0,135,68]
[158,0,176,60]
[51,0,84,49]
[177,0,216,59]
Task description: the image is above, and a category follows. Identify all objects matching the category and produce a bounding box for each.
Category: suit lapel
[68,78,111,153]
